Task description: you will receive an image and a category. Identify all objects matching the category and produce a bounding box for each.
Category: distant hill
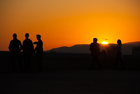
[45,42,140,55]
[47,44,90,54]
[122,42,140,55]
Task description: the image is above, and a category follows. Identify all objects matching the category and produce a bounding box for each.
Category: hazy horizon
[1,41,140,53]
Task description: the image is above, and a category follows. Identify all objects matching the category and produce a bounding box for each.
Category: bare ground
[0,70,140,94]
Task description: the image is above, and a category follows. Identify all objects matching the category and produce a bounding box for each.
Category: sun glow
[101,41,108,45]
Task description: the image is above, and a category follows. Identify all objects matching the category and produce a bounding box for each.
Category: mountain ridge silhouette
[46,42,140,55]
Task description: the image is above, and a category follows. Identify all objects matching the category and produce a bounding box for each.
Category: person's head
[25,33,29,39]
[13,33,17,39]
[93,38,98,43]
[117,39,122,45]
[36,34,41,40]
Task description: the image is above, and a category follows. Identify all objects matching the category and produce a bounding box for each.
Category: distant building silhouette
[34,34,43,71]
[89,38,102,69]
[23,33,34,72]
[114,39,125,69]
[9,33,23,72]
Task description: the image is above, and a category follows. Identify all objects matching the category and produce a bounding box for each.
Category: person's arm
[22,41,25,51]
[97,44,100,55]
[98,44,100,52]
[34,46,37,52]
[8,41,12,51]
[33,42,38,44]
[34,42,38,52]
[19,41,22,51]
[89,43,92,51]
[31,41,34,53]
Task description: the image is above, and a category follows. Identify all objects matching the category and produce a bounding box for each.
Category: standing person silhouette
[9,33,23,72]
[114,39,125,69]
[33,34,43,71]
[89,38,101,69]
[23,33,34,72]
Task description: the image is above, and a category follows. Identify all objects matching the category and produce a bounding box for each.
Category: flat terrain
[1,52,140,73]
[1,70,140,94]
[0,52,140,93]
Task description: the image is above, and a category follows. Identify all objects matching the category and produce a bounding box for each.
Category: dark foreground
[1,70,140,94]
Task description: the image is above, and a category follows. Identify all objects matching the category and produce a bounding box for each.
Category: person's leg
[91,57,95,69]
[17,53,23,72]
[23,54,27,72]
[114,53,120,69]
[120,58,125,70]
[37,53,43,71]
[27,54,32,71]
[113,61,117,69]
[96,57,102,69]
[11,53,16,72]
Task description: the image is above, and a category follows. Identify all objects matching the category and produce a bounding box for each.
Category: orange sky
[0,0,140,51]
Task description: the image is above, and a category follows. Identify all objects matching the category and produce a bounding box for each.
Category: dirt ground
[1,70,140,94]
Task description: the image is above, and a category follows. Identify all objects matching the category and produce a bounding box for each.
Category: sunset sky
[0,0,140,51]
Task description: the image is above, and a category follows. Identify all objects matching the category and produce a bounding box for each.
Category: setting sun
[0,0,140,51]
[101,41,108,45]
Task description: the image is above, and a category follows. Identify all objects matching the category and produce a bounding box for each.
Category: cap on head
[93,38,98,42]
[25,33,29,38]
[117,39,122,44]
[13,33,17,38]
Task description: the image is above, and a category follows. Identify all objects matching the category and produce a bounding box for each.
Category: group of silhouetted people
[90,38,125,70]
[9,33,43,72]
[9,33,125,72]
